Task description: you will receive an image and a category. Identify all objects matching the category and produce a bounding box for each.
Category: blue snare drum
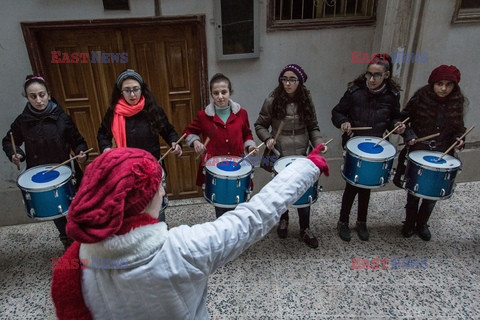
[273,156,319,208]
[16,165,75,220]
[203,156,253,208]
[403,150,461,200]
[342,136,397,188]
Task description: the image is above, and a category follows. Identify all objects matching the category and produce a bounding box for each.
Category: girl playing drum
[394,65,466,241]
[2,75,89,250]
[184,73,258,218]
[255,64,327,249]
[331,54,405,242]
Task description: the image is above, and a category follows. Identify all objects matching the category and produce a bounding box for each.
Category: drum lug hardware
[58,205,63,214]
[72,178,77,186]
[246,189,252,201]
[212,178,216,186]
[357,159,362,168]
[382,162,388,170]
[379,177,384,185]
[25,192,31,201]
[54,189,59,198]
[354,175,359,183]
[236,195,240,204]
[211,193,215,202]
[202,183,205,190]
[28,208,35,218]
[318,185,323,193]
[440,189,446,197]
[308,195,313,205]
[417,168,423,176]
[445,173,450,180]
[202,168,206,175]
[236,179,241,188]
[414,184,419,192]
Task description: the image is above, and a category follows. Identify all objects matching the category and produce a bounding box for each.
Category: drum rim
[17,164,73,188]
[205,155,253,177]
[17,177,74,192]
[273,155,306,174]
[345,136,397,161]
[407,151,462,171]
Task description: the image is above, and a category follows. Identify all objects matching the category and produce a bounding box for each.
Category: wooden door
[24,17,208,199]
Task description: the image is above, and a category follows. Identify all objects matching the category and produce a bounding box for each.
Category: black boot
[403,194,419,238]
[416,199,435,241]
[59,235,74,251]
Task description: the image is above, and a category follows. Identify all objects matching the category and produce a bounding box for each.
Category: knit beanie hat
[279,64,308,85]
[66,147,162,243]
[428,65,461,84]
[116,69,144,89]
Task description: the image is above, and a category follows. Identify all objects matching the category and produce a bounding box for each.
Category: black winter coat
[2,101,88,169]
[97,107,179,160]
[331,81,401,147]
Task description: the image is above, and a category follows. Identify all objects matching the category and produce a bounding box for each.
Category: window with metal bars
[267,0,376,31]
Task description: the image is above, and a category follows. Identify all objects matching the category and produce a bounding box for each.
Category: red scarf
[111,96,145,148]
[51,214,158,320]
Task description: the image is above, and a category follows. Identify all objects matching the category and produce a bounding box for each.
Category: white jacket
[80,158,320,319]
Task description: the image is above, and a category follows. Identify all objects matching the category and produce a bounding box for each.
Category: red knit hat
[66,147,162,243]
[428,65,461,84]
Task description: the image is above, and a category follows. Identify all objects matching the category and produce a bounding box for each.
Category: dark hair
[411,83,467,137]
[270,82,315,122]
[23,75,50,96]
[348,54,401,91]
[104,78,167,136]
[209,73,233,94]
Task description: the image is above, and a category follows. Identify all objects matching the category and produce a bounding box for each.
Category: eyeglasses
[364,72,385,81]
[121,87,141,95]
[280,77,299,84]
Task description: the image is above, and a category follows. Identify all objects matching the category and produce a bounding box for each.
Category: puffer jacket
[79,158,320,320]
[2,100,88,169]
[331,81,401,146]
[255,96,323,156]
[97,106,179,160]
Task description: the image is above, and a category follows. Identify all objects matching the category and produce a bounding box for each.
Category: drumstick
[195,136,211,160]
[43,148,94,174]
[399,133,440,146]
[350,127,373,131]
[10,132,20,171]
[437,126,474,161]
[237,142,265,165]
[160,133,187,162]
[374,117,410,147]
[265,120,285,156]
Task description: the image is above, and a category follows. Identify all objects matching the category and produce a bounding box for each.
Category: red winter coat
[184,100,255,186]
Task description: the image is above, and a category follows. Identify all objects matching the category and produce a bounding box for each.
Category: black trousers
[405,193,436,227]
[339,182,371,224]
[280,206,311,231]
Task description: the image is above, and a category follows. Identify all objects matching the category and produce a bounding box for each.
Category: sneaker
[356,221,369,241]
[277,219,288,239]
[416,224,431,241]
[337,221,351,242]
[300,228,319,248]
[401,221,415,238]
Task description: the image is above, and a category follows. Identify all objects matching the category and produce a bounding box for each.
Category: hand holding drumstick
[10,132,21,170]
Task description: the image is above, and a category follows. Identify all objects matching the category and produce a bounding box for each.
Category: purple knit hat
[279,64,308,85]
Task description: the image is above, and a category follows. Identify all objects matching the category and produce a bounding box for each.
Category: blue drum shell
[404,161,459,200]
[342,151,394,188]
[20,179,75,220]
[204,172,252,208]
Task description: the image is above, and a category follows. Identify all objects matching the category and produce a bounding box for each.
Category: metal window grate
[274,0,374,21]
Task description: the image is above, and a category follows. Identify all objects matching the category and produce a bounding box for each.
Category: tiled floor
[1,182,479,319]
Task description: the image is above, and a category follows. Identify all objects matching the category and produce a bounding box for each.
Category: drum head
[408,150,462,169]
[273,156,306,174]
[17,165,72,190]
[205,155,252,177]
[346,136,396,160]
